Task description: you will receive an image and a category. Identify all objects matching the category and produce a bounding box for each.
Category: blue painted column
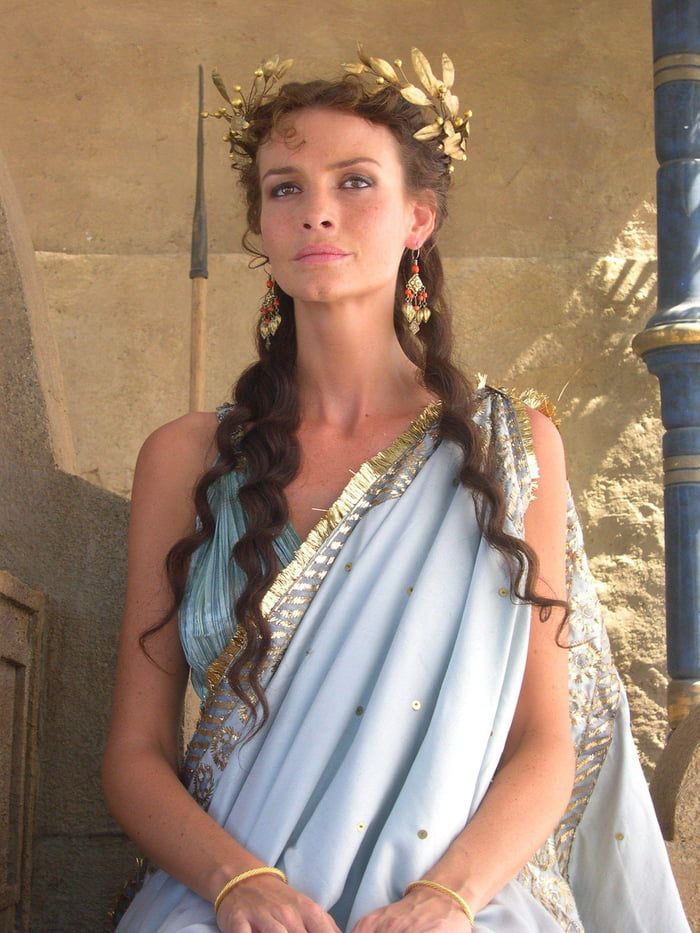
[632,0,700,728]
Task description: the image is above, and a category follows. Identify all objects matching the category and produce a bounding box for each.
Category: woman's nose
[301,188,335,230]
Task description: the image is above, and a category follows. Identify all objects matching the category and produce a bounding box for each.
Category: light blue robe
[113,387,690,933]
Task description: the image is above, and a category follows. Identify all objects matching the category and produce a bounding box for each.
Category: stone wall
[0,149,135,931]
[1,0,695,929]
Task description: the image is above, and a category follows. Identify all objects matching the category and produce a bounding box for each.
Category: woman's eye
[269,182,299,198]
[268,175,372,198]
[341,175,372,189]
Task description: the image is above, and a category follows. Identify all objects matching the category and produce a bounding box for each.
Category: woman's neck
[292,292,425,424]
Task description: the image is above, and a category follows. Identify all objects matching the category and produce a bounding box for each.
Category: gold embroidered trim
[479,377,561,500]
[509,395,540,492]
[205,400,444,693]
[205,628,248,693]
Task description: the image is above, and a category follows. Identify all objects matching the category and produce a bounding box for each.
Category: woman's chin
[287,284,355,305]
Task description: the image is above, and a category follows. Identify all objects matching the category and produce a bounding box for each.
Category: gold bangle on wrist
[214,866,288,919]
[404,879,475,928]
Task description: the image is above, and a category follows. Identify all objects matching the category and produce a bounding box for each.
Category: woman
[102,49,690,932]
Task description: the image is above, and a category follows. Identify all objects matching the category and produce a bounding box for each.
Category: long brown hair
[140,74,569,745]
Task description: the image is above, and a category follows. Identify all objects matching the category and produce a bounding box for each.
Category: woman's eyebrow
[261,157,381,182]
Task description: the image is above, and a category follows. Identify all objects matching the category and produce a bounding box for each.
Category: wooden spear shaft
[189,64,209,412]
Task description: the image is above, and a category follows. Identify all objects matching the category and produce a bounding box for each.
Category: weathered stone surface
[0,1,655,260]
[29,834,138,933]
[0,0,696,928]
[652,708,700,933]
[36,252,260,497]
[0,573,44,933]
[0,149,129,929]
[667,744,700,931]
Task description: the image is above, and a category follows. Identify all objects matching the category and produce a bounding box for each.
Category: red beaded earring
[402,248,432,335]
[258,270,281,348]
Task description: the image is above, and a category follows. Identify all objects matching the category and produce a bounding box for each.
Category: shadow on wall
[0,148,136,931]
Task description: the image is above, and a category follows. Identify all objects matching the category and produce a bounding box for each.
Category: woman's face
[257,106,434,306]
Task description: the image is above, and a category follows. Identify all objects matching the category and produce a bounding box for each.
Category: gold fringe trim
[205,630,248,694]
[509,395,539,486]
[205,400,444,693]
[476,376,561,429]
[480,376,561,499]
[513,387,561,429]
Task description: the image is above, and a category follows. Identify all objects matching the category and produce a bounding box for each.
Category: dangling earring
[258,269,281,348]
[402,248,432,335]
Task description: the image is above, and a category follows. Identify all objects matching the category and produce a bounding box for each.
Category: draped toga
[110,385,690,933]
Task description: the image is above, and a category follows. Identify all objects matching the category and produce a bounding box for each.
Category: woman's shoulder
[133,410,221,492]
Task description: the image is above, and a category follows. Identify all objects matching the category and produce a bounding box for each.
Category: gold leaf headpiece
[342,44,472,173]
[200,54,294,170]
[200,44,472,174]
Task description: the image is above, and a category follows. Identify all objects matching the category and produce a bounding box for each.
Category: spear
[189,64,208,411]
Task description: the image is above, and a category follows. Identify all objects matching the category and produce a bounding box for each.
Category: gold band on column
[668,679,700,731]
[664,454,700,486]
[654,53,700,88]
[632,322,700,357]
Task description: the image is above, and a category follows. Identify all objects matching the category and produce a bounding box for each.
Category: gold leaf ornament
[442,133,464,156]
[252,69,265,98]
[444,90,460,119]
[400,84,432,107]
[343,62,367,75]
[411,46,441,95]
[261,55,280,77]
[413,120,443,141]
[202,57,296,171]
[441,52,455,89]
[275,58,294,79]
[369,56,400,82]
[341,45,472,169]
[205,46,471,174]
[356,42,374,68]
[211,69,234,105]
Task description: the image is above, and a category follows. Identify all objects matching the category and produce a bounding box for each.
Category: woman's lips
[294,251,351,264]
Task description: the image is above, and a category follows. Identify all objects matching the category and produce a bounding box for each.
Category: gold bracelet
[404,879,475,928]
[214,866,288,918]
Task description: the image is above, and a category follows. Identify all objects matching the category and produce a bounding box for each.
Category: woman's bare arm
[101,416,347,932]
[101,414,281,903]
[406,405,576,917]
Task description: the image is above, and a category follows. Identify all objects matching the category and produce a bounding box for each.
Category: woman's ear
[407,190,437,249]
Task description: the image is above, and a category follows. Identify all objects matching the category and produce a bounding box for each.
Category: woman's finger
[301,902,343,933]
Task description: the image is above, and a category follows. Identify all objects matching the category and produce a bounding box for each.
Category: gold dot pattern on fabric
[417,829,428,839]
[187,386,599,933]
[499,586,509,597]
[411,700,422,710]
[407,586,414,594]
[344,562,353,571]
[184,406,445,802]
[355,705,364,715]
[615,832,624,841]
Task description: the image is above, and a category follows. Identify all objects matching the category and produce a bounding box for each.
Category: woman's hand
[348,886,473,933]
[216,873,345,933]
